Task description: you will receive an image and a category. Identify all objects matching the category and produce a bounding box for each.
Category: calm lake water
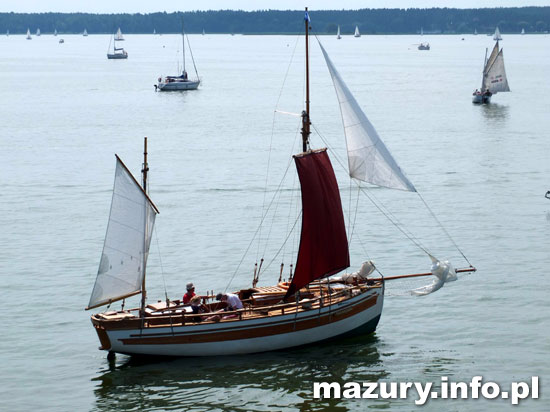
[1,31,549,411]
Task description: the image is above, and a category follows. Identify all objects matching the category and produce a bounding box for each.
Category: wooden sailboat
[156,21,200,91]
[88,9,474,357]
[472,41,510,104]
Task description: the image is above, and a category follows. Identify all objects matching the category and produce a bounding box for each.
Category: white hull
[94,287,383,357]
[158,79,200,91]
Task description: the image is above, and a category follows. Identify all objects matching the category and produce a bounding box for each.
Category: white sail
[493,27,502,41]
[354,26,360,37]
[36,28,40,36]
[483,44,510,94]
[521,28,525,35]
[83,28,88,36]
[318,42,416,192]
[54,29,57,36]
[87,157,158,309]
[26,28,31,39]
[337,25,341,39]
[115,27,124,41]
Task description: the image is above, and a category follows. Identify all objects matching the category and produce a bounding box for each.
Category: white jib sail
[319,42,416,192]
[87,157,158,309]
[484,48,510,94]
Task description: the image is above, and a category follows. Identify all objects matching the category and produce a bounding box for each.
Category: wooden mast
[301,7,311,153]
[140,137,149,315]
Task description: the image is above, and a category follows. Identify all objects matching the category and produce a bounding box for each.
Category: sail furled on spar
[482,42,510,94]
[318,41,416,192]
[284,149,350,299]
[87,156,158,310]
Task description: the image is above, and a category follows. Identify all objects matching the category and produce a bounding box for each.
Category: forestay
[87,156,158,309]
[318,42,416,192]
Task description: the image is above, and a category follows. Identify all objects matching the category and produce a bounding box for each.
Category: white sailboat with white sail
[54,29,57,36]
[26,28,31,40]
[83,29,88,36]
[115,27,124,41]
[156,22,200,91]
[472,41,510,104]
[107,29,128,59]
[354,25,361,37]
[36,28,40,36]
[337,25,341,39]
[88,9,475,357]
[493,26,502,41]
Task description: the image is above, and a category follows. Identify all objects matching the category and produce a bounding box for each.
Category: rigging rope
[225,156,295,292]
[186,34,199,78]
[257,33,301,262]
[312,123,432,257]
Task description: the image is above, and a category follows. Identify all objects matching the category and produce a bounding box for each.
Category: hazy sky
[2,0,550,13]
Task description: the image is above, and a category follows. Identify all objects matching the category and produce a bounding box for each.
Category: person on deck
[183,282,196,304]
[189,295,208,322]
[216,293,243,311]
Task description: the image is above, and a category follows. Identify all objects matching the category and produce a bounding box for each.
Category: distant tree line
[1,7,549,35]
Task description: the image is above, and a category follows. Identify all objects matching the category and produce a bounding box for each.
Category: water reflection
[92,335,387,412]
[480,103,510,125]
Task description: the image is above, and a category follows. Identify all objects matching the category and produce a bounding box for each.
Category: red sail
[285,149,350,299]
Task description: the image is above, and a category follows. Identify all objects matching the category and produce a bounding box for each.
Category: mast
[140,137,149,315]
[301,7,311,153]
[182,20,186,73]
[481,47,488,90]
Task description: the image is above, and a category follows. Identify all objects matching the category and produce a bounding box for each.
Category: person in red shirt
[183,282,196,304]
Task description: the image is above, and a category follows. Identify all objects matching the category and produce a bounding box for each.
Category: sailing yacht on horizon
[354,25,361,37]
[493,26,502,41]
[26,28,31,40]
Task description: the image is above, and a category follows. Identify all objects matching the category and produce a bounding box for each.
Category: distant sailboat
[420,27,424,36]
[493,27,502,41]
[83,29,88,36]
[521,28,525,35]
[54,29,58,36]
[153,29,156,35]
[472,41,510,104]
[156,21,200,91]
[26,28,31,40]
[202,29,205,35]
[354,25,361,38]
[107,29,128,59]
[115,27,124,41]
[337,25,341,39]
[474,28,478,35]
[36,28,40,36]
[6,30,9,36]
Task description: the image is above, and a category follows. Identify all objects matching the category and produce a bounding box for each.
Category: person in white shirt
[216,293,243,311]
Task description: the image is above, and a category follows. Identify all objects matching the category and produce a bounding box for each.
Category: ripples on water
[1,33,548,411]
